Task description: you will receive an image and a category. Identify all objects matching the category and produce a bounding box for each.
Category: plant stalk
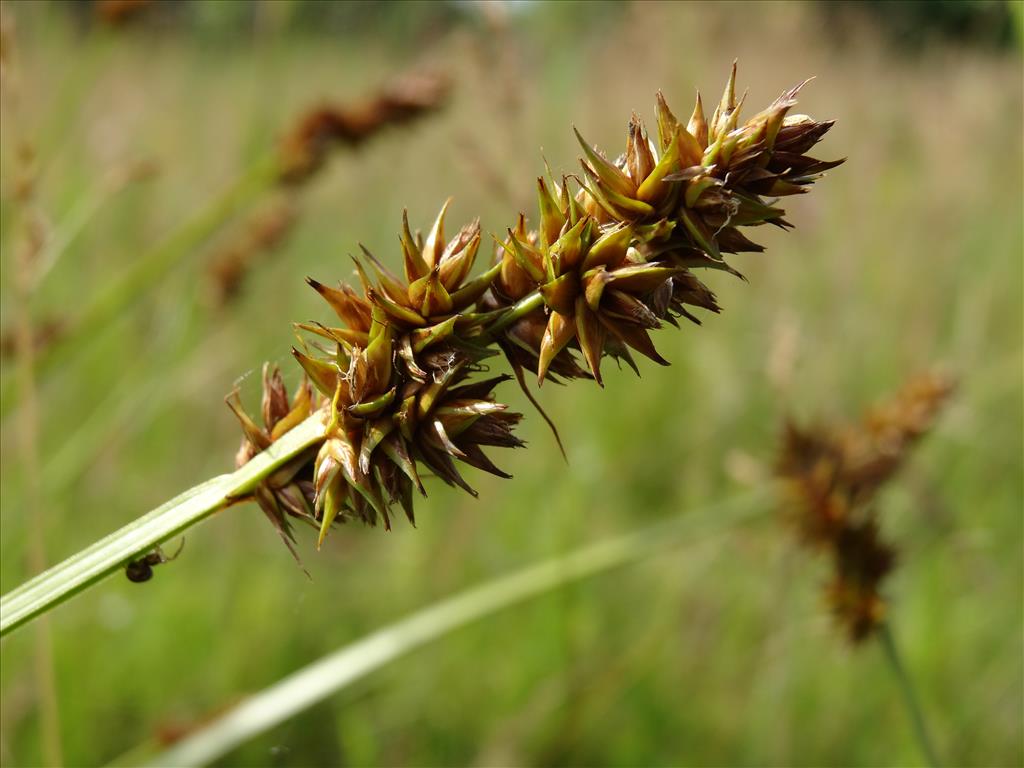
[0,414,325,638]
[12,184,64,768]
[878,621,941,767]
[137,487,771,768]
[1,285,552,639]
[484,290,545,335]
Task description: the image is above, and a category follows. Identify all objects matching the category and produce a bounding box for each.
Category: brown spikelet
[95,0,152,26]
[207,198,297,307]
[827,520,896,642]
[227,366,324,567]
[278,72,450,184]
[0,317,66,361]
[775,370,954,642]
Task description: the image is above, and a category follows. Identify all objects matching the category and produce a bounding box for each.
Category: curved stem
[135,487,771,768]
[878,621,942,767]
[0,414,325,638]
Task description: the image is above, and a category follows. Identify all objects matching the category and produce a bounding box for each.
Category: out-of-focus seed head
[208,199,297,308]
[775,370,953,643]
[278,72,450,185]
[828,520,897,642]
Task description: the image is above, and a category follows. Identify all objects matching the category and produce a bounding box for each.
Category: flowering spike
[229,63,840,554]
[776,372,953,642]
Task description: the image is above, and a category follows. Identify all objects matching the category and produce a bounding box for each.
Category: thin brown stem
[8,113,64,768]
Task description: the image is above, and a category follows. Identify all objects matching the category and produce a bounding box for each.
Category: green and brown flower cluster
[231,64,841,550]
[775,371,954,642]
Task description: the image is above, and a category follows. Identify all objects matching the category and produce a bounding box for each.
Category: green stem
[484,290,545,335]
[878,621,942,767]
[134,487,770,768]
[0,414,324,638]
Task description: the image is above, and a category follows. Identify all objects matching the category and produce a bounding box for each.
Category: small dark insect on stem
[125,539,185,583]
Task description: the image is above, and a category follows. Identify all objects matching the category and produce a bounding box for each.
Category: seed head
[277,73,450,185]
[485,63,840,387]
[229,62,841,559]
[775,370,954,642]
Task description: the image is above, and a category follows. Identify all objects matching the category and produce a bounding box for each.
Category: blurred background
[0,1,1021,766]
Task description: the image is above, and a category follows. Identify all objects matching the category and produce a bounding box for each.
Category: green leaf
[0,415,326,638]
[136,488,769,767]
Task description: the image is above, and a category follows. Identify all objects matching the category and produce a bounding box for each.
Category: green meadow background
[0,1,1021,766]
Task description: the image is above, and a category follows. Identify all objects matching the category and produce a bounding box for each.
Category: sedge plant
[2,62,841,634]
[8,60,952,767]
[775,370,955,766]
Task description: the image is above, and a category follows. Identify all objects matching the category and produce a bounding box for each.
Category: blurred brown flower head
[278,72,450,184]
[775,370,955,642]
[207,199,297,307]
[95,0,152,26]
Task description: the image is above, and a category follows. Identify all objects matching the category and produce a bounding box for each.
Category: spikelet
[775,371,954,642]
[278,73,450,185]
[0,317,65,360]
[95,0,152,26]
[207,199,297,307]
[227,365,322,563]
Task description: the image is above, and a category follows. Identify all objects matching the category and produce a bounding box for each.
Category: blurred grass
[0,1,1021,766]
